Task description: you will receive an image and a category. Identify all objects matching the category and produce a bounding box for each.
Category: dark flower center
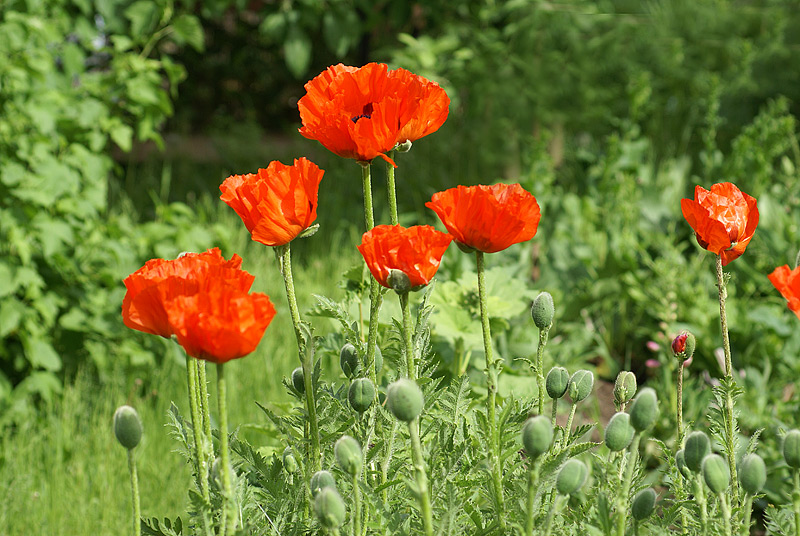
[351,103,374,123]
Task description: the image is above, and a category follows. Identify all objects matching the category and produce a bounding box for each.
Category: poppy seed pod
[339,343,359,378]
[739,453,767,496]
[702,454,730,494]
[604,412,635,452]
[314,486,346,529]
[684,431,711,473]
[291,367,305,393]
[546,367,570,399]
[613,371,637,407]
[113,405,143,450]
[348,378,376,413]
[631,488,657,521]
[387,269,412,293]
[521,416,553,460]
[386,378,424,422]
[629,387,658,432]
[282,447,298,474]
[556,459,589,496]
[783,429,800,469]
[334,435,362,476]
[310,470,336,498]
[567,370,594,402]
[531,292,554,330]
[676,449,692,479]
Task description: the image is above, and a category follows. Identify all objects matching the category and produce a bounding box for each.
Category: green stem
[562,402,577,450]
[399,292,415,380]
[197,361,212,444]
[676,477,689,536]
[543,495,563,536]
[794,471,800,536]
[217,364,235,536]
[361,162,382,384]
[718,492,732,536]
[386,151,398,225]
[279,243,321,473]
[127,449,141,536]
[408,418,434,536]
[694,475,709,536]
[616,434,642,536]
[551,398,558,428]
[535,327,550,415]
[352,473,361,536]
[186,355,210,502]
[381,420,398,504]
[525,464,539,536]
[361,162,375,230]
[475,251,506,524]
[741,494,753,536]
[677,361,684,446]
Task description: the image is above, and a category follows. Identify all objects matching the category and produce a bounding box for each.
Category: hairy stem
[186,355,210,503]
[525,463,539,536]
[352,473,361,536]
[535,327,550,415]
[127,449,141,536]
[399,292,415,380]
[408,419,434,536]
[677,361,685,446]
[616,434,642,536]
[217,364,235,536]
[694,475,709,536]
[543,495,563,536]
[741,494,754,536]
[718,492,732,536]
[562,402,577,450]
[381,419,398,504]
[794,471,800,536]
[386,151,398,225]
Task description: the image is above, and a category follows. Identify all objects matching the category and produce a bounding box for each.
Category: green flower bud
[739,453,767,496]
[567,370,594,402]
[556,459,588,496]
[531,292,555,329]
[613,371,637,407]
[521,416,553,460]
[546,367,570,399]
[113,405,143,450]
[282,447,298,474]
[783,429,800,469]
[629,387,658,432]
[334,435,362,476]
[702,454,730,494]
[291,367,305,393]
[671,331,696,360]
[348,378,376,413]
[604,412,635,452]
[340,343,359,378]
[310,470,336,498]
[387,269,412,293]
[676,449,691,479]
[631,488,657,521]
[396,139,413,153]
[314,487,346,529]
[684,431,711,473]
[386,378,424,422]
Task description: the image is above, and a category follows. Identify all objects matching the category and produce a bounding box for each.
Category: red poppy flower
[298,63,449,165]
[768,265,800,320]
[425,184,541,254]
[166,289,276,363]
[357,225,453,290]
[220,158,324,247]
[122,249,254,337]
[680,182,759,266]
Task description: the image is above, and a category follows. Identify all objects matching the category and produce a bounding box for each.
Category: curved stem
[616,434,642,536]
[543,495,563,536]
[386,151,398,225]
[399,292,415,380]
[562,402,577,450]
[408,419,434,536]
[535,327,550,415]
[217,364,235,535]
[127,449,141,536]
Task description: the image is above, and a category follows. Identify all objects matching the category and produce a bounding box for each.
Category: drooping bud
[282,447,298,474]
[546,367,570,399]
[531,292,555,330]
[672,331,696,361]
[556,459,589,495]
[386,378,424,422]
[291,367,305,393]
[613,371,637,407]
[310,470,337,498]
[684,431,711,473]
[348,378,376,414]
[113,405,143,450]
[604,412,635,452]
[339,343,359,378]
[784,430,800,469]
[567,370,594,403]
[739,453,767,496]
[334,435,362,476]
[314,487,346,529]
[702,454,730,494]
[521,416,553,460]
[676,449,691,479]
[629,387,658,432]
[631,488,657,520]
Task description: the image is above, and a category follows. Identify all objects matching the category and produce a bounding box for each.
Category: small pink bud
[646,341,660,352]
[645,359,661,369]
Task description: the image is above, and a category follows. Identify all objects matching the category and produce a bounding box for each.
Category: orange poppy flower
[166,288,276,363]
[357,225,453,290]
[768,265,800,320]
[220,158,324,247]
[122,249,254,337]
[680,182,759,266]
[425,184,541,254]
[298,63,449,165]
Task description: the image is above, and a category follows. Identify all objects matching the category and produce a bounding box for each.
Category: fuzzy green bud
[282,447,298,473]
[556,459,588,495]
[546,367,570,399]
[671,331,696,360]
[334,435,362,476]
[348,378,376,413]
[339,343,359,378]
[684,431,711,473]
[521,416,553,460]
[631,488,657,521]
[113,405,143,450]
[567,369,594,402]
[702,454,730,494]
[291,367,305,393]
[310,470,336,498]
[613,371,637,407]
[386,378,424,422]
[739,453,767,496]
[676,449,691,479]
[604,412,635,452]
[629,387,658,432]
[314,487,346,529]
[783,429,800,469]
[531,292,555,329]
[387,269,412,293]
